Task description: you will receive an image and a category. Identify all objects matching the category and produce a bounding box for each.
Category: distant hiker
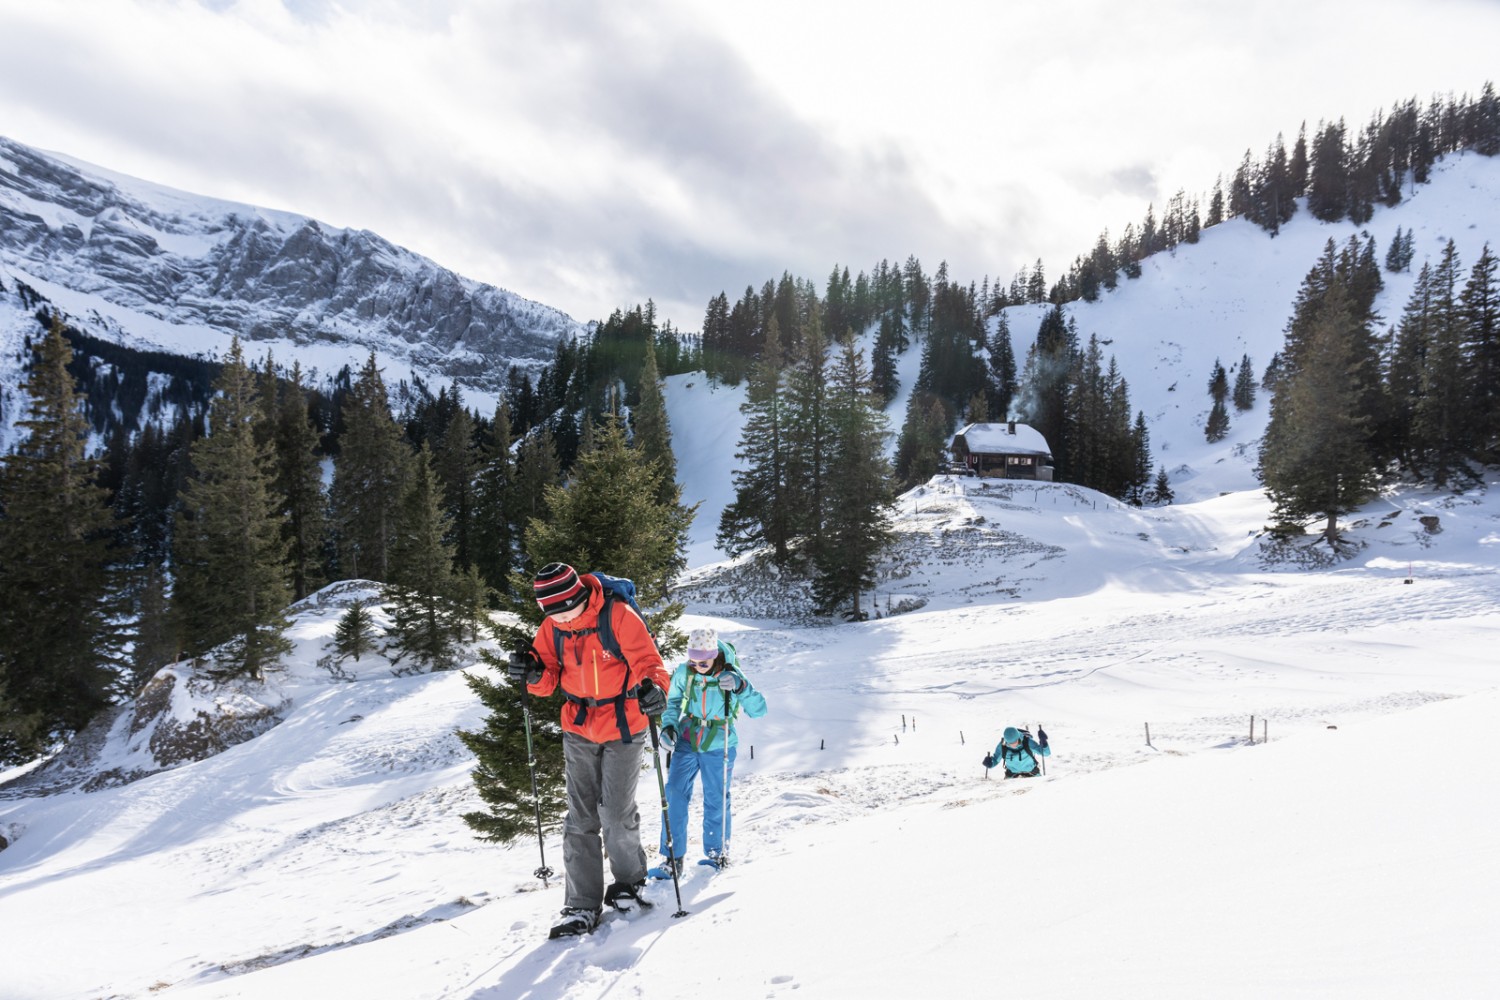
[650,626,767,877]
[507,563,671,939]
[983,725,1050,778]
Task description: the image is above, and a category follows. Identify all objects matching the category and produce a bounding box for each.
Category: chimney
[1008,420,1016,435]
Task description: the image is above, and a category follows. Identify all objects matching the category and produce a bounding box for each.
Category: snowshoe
[548,906,602,939]
[699,853,729,871]
[604,880,653,912]
[647,857,684,880]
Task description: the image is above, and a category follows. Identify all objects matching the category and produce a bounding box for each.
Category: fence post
[1250,715,1255,744]
[1145,722,1153,748]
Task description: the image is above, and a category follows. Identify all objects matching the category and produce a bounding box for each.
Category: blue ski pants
[659,744,737,860]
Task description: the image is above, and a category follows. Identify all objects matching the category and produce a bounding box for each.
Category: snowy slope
[2,467,1498,999]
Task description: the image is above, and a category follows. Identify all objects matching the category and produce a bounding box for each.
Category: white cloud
[2,0,1499,328]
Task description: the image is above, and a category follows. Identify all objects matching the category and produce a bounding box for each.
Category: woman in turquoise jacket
[650,626,768,876]
[984,725,1050,778]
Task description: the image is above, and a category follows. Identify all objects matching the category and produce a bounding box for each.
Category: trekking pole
[648,716,689,918]
[518,685,554,887]
[1037,722,1046,776]
[720,688,733,868]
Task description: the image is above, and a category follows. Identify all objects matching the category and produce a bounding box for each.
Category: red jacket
[527,575,669,743]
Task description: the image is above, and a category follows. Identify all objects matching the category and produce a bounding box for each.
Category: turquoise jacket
[660,640,767,752]
[992,733,1050,774]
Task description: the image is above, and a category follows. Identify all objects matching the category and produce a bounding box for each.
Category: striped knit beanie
[534,563,587,616]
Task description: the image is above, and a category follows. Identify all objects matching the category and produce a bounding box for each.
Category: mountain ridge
[0,135,582,395]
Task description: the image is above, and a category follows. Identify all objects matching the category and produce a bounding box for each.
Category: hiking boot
[604,880,652,911]
[647,857,683,880]
[548,906,602,939]
[702,852,730,870]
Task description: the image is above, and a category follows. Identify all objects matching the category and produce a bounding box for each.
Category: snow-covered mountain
[0,135,583,398]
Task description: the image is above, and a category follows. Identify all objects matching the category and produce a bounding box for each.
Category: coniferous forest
[3,84,1500,771]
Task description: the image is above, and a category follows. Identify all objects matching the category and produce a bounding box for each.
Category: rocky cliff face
[0,136,582,391]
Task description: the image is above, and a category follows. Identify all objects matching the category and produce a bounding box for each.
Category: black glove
[507,649,543,686]
[1037,725,1049,749]
[637,678,667,716]
[659,725,678,750]
[982,754,995,768]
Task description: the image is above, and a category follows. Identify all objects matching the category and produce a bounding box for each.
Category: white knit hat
[687,627,719,661]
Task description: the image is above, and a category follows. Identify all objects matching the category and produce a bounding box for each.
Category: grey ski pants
[561,729,648,910]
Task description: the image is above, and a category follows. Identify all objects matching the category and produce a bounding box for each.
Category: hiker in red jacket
[507,562,670,938]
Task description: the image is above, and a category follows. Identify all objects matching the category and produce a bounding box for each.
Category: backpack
[677,640,741,748]
[552,571,654,742]
[1000,729,1036,763]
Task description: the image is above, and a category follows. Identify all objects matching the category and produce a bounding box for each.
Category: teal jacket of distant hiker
[660,641,768,752]
[992,729,1049,775]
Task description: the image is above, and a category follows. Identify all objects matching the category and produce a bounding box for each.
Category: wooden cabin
[950,421,1054,480]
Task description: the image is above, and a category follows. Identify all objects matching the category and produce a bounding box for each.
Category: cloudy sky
[3,0,1499,330]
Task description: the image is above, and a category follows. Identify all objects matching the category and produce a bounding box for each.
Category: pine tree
[1385,227,1414,273]
[384,446,470,672]
[1388,263,1435,470]
[1412,241,1472,485]
[330,353,411,582]
[1307,120,1350,222]
[1258,283,1379,542]
[1016,304,1077,482]
[1232,355,1257,411]
[987,311,1018,419]
[433,402,480,573]
[719,316,793,562]
[333,599,378,662]
[129,564,177,689]
[509,425,561,576]
[269,361,328,601]
[811,339,895,618]
[782,309,832,557]
[521,413,692,639]
[472,400,517,598]
[172,338,292,679]
[1147,465,1174,505]
[457,668,567,844]
[1460,244,1500,461]
[1207,359,1230,404]
[0,319,126,761]
[631,343,678,507]
[871,312,901,404]
[1205,397,1231,443]
[1126,410,1152,505]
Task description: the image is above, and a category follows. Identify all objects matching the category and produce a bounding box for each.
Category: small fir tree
[1205,398,1231,443]
[458,670,567,843]
[1147,465,1174,505]
[333,600,378,663]
[1207,359,1230,405]
[1232,355,1257,411]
